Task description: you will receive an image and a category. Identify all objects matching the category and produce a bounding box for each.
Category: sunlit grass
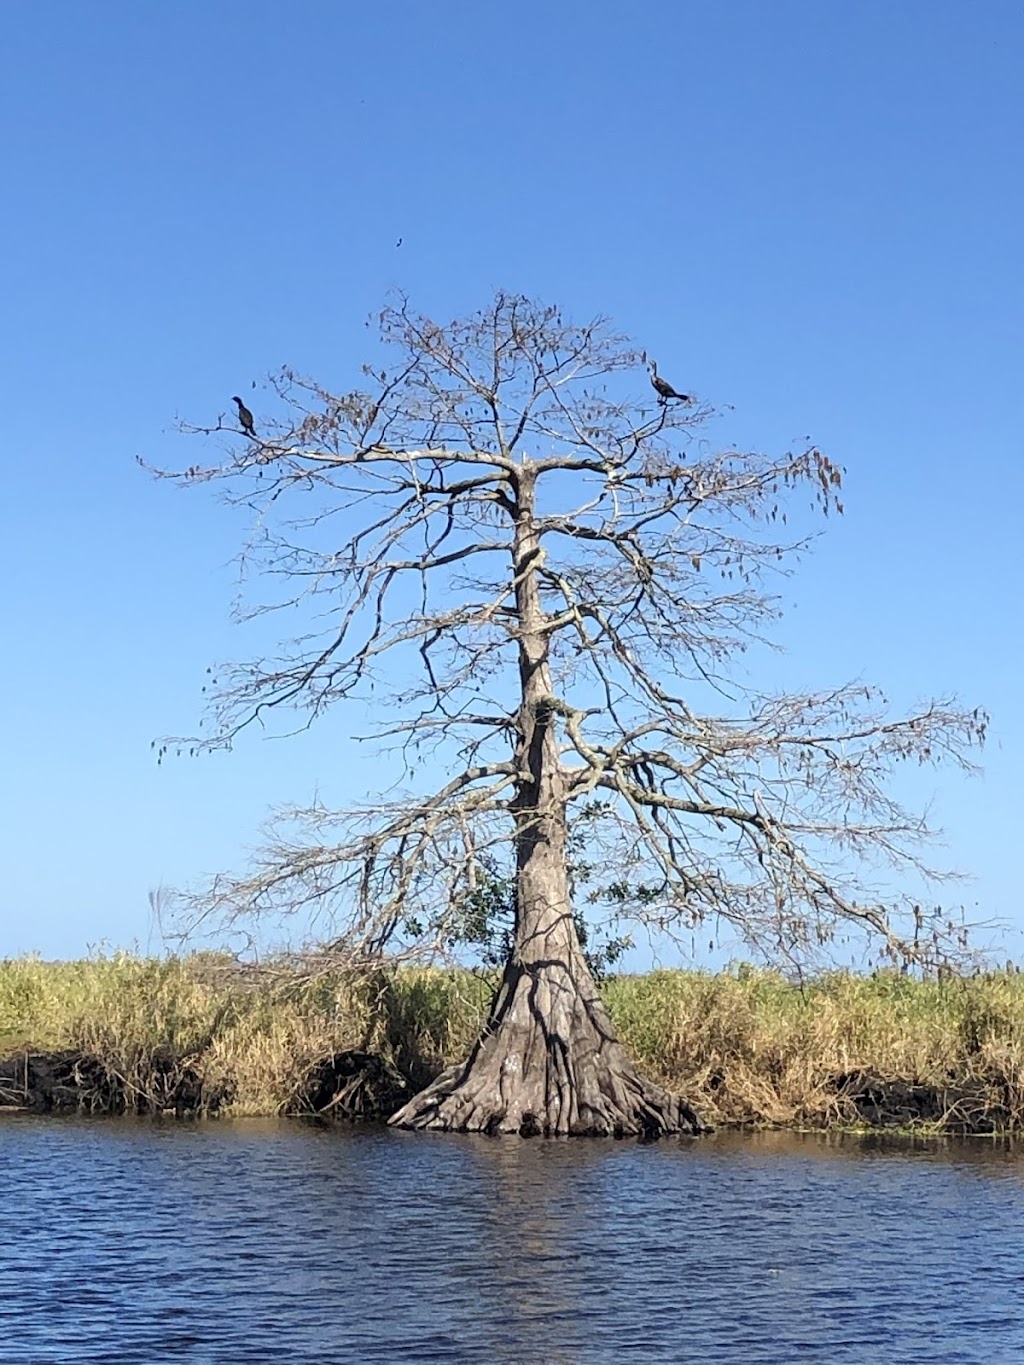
[3,953,1023,1128]
[0,953,494,1117]
[606,966,1024,1128]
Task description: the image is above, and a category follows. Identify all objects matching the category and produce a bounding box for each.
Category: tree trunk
[388,463,706,1137]
[387,897,707,1136]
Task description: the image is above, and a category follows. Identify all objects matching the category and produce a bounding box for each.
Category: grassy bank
[2,954,1022,1132]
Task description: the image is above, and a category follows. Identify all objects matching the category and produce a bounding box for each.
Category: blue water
[2,1118,1022,1363]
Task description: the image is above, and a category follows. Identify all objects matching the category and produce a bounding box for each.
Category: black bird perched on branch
[648,361,691,405]
[231,396,257,438]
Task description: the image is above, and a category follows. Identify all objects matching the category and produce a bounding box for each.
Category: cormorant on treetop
[648,361,692,405]
[231,396,257,438]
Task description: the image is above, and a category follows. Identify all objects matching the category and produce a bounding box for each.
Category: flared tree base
[388,958,708,1138]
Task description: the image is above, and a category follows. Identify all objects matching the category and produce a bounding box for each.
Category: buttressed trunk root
[388,956,708,1138]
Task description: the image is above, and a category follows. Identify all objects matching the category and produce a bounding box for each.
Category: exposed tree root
[389,957,708,1138]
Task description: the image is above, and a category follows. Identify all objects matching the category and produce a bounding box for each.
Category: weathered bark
[387,916,706,1136]
[389,463,706,1137]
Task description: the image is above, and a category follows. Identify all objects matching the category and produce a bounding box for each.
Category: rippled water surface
[3,1116,1024,1363]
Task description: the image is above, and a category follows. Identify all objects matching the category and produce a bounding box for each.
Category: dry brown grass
[0,953,492,1117]
[3,954,1023,1129]
[605,967,1024,1130]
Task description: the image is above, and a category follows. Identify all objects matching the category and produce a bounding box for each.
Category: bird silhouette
[231,396,257,438]
[649,361,691,405]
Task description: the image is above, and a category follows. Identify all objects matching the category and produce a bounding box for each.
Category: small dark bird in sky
[231,396,256,438]
[396,237,403,247]
[649,361,691,405]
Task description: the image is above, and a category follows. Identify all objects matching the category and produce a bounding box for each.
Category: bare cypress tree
[153,292,986,1136]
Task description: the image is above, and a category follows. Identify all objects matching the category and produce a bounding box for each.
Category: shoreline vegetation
[1,954,1022,1136]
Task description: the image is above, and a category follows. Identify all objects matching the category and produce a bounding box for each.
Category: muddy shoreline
[1,1046,1015,1134]
[0,1047,411,1123]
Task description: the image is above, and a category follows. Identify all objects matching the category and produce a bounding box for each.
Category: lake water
[2,1117,1022,1363]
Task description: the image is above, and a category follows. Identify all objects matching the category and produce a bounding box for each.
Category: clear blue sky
[2,1,1021,962]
